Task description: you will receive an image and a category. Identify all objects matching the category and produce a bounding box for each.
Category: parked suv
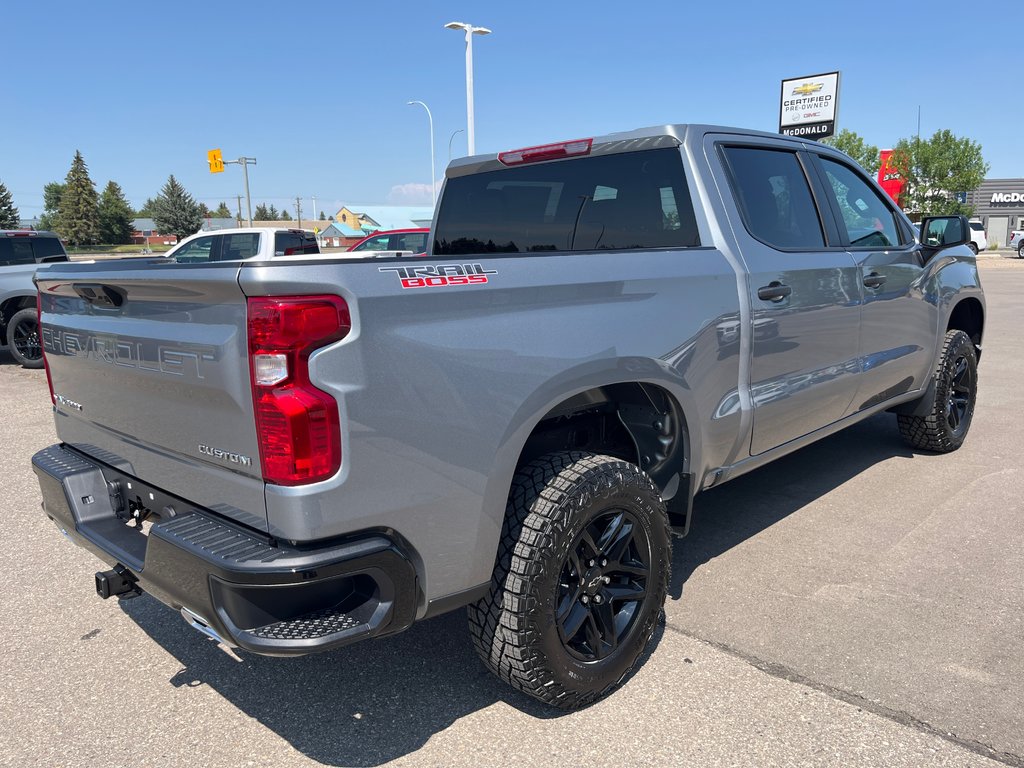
[0,230,68,367]
[968,220,988,254]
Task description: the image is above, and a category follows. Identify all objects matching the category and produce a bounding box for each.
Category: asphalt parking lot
[1,256,1022,767]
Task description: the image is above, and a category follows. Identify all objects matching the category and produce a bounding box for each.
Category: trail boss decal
[379,263,496,289]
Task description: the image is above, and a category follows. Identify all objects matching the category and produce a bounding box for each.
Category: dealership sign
[779,71,840,139]
[991,192,1024,204]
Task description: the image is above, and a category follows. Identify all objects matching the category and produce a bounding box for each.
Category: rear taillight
[38,297,55,404]
[247,295,351,485]
[498,138,593,165]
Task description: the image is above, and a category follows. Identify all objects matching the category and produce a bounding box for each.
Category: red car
[347,228,430,255]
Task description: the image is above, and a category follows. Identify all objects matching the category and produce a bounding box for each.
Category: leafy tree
[38,181,66,231]
[152,175,202,241]
[891,130,989,218]
[268,204,279,220]
[214,202,232,218]
[280,208,292,220]
[822,129,880,175]
[0,181,20,228]
[319,210,326,220]
[57,150,101,246]
[98,181,134,244]
[254,203,270,220]
[136,197,158,217]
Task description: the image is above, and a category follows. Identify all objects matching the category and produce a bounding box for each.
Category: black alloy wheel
[945,353,973,437]
[556,509,651,661]
[6,307,44,369]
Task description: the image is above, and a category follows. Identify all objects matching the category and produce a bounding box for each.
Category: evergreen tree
[268,204,279,220]
[198,202,211,217]
[152,175,202,241]
[319,210,326,220]
[214,202,232,218]
[136,197,158,217]
[57,150,101,246]
[254,203,270,220]
[98,181,135,244]
[280,208,292,221]
[0,181,19,228]
[38,182,66,231]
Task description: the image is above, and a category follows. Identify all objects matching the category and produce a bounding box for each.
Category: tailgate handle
[73,283,126,309]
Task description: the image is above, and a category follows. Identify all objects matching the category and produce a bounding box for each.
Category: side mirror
[920,215,969,255]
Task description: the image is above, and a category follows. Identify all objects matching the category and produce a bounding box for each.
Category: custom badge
[379,263,496,289]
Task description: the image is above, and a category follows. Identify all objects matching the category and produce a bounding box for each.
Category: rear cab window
[433,147,701,255]
[274,231,319,255]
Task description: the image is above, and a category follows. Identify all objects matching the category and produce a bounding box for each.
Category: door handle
[757,281,792,302]
[863,272,887,289]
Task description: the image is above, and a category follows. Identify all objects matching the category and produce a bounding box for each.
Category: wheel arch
[0,293,38,335]
[946,296,984,360]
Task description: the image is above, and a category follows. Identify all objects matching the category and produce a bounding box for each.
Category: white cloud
[386,180,442,205]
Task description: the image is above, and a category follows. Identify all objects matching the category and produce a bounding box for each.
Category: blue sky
[6,0,1019,219]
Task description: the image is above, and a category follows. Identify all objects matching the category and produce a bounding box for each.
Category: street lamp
[407,100,436,207]
[444,21,491,155]
[448,129,464,163]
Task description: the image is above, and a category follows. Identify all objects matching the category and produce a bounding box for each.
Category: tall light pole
[448,129,464,163]
[224,156,257,226]
[407,100,436,207]
[444,21,491,156]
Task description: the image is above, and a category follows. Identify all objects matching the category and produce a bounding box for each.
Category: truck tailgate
[36,259,268,532]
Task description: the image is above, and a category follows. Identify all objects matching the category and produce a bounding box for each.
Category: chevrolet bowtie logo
[792,82,823,96]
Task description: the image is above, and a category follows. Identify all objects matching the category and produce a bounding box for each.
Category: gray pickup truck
[1,230,68,367]
[32,124,985,709]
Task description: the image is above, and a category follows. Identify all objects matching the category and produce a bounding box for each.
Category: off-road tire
[897,329,977,452]
[6,307,44,369]
[468,451,671,709]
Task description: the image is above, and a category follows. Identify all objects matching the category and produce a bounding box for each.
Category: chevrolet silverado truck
[32,125,985,709]
[1,229,68,368]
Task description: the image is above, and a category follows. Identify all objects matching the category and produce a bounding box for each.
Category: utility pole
[312,195,317,223]
[224,157,257,226]
[295,196,303,229]
[236,195,243,226]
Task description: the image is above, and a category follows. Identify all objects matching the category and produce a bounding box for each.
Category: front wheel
[1017,243,1024,259]
[897,329,977,452]
[468,452,670,709]
[6,307,44,369]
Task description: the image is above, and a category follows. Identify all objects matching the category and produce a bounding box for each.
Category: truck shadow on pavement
[118,586,589,765]
[670,412,914,597]
[115,412,908,766]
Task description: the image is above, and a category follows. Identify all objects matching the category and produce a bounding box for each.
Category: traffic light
[208,148,224,174]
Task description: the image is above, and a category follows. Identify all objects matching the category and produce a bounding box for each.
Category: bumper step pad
[250,607,362,641]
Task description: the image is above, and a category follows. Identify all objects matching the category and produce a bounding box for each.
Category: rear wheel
[897,329,977,452]
[468,451,671,709]
[6,307,43,369]
[1017,243,1023,259]
[968,242,979,255]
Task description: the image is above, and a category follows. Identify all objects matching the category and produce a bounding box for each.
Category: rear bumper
[32,444,418,656]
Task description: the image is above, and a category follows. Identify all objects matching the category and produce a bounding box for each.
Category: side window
[433,147,701,255]
[172,235,218,263]
[722,146,825,250]
[394,232,427,252]
[219,233,260,261]
[31,237,67,262]
[819,158,902,248]
[353,234,390,252]
[8,240,36,265]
